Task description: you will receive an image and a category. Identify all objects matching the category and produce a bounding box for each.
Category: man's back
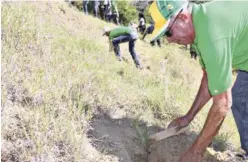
[192,1,248,95]
[193,1,248,69]
[109,27,133,40]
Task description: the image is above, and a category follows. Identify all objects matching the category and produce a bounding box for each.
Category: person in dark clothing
[102,26,142,69]
[82,0,89,15]
[99,0,105,20]
[104,0,112,22]
[93,0,100,17]
[110,0,119,25]
[142,24,161,47]
[138,12,146,34]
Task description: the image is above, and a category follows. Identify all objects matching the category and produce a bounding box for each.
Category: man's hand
[167,115,190,130]
[179,147,203,162]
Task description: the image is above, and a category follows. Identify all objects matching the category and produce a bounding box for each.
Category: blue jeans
[112,34,140,66]
[232,70,248,153]
[105,14,112,22]
[82,0,88,15]
[104,5,111,21]
[93,1,99,17]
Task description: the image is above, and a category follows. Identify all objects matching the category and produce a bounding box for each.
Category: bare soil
[88,113,152,162]
[88,111,241,162]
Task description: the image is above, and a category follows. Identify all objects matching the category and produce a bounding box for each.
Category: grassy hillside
[1,2,239,162]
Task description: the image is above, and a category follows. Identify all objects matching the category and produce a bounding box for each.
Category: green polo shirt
[109,27,132,40]
[192,1,248,95]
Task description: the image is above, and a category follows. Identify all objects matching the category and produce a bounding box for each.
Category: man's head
[102,27,111,36]
[149,0,195,45]
[139,12,144,19]
[165,9,195,45]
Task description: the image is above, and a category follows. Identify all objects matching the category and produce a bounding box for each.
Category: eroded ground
[88,112,241,162]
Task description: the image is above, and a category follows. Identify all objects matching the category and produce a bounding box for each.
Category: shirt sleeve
[200,38,233,96]
[109,30,113,40]
[109,28,118,40]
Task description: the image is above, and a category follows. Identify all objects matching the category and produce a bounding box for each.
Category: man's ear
[178,13,189,23]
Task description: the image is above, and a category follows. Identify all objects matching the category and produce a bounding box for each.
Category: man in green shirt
[149,0,248,161]
[103,26,142,69]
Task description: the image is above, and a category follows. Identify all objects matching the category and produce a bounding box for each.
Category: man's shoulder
[110,27,131,35]
[112,26,129,30]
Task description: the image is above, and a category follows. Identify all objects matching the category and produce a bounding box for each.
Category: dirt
[88,111,242,162]
[148,135,219,162]
[88,113,151,162]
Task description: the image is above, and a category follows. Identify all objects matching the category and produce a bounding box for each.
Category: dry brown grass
[1,1,239,162]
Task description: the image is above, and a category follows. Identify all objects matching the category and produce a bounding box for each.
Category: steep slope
[1,1,241,162]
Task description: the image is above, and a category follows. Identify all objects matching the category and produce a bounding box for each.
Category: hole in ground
[87,112,162,162]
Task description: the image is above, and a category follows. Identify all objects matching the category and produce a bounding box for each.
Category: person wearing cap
[149,0,248,161]
[102,26,142,69]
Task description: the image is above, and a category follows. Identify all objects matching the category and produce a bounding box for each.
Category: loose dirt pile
[88,112,241,162]
[88,113,150,162]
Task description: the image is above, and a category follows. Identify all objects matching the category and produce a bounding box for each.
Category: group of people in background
[69,1,197,70]
[68,1,192,69]
[69,0,120,25]
[101,9,163,70]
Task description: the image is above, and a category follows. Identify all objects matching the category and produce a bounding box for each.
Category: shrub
[143,4,153,24]
[116,0,138,25]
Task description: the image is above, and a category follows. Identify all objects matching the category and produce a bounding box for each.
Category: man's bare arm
[186,69,212,122]
[168,69,212,128]
[191,89,232,153]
